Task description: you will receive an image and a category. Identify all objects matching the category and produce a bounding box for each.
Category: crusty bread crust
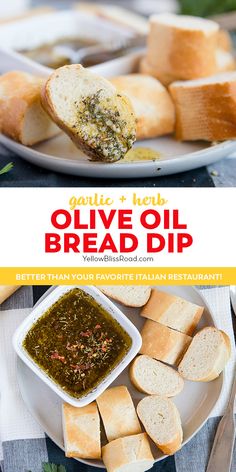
[157,430,183,455]
[146,14,219,83]
[62,402,101,459]
[140,320,192,365]
[0,286,19,304]
[0,71,59,145]
[218,29,233,52]
[96,386,141,442]
[41,64,136,162]
[169,74,236,141]
[98,285,151,307]
[141,289,204,335]
[110,74,175,139]
[102,433,154,472]
[216,49,235,73]
[139,57,176,86]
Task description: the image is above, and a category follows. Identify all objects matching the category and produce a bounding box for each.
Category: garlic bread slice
[41,64,136,162]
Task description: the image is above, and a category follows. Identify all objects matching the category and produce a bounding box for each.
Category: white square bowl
[0,10,132,77]
[13,285,142,407]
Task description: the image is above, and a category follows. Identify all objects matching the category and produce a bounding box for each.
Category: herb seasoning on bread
[41,64,136,162]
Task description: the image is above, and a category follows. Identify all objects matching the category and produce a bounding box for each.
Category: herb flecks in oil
[23,289,131,398]
[76,90,136,162]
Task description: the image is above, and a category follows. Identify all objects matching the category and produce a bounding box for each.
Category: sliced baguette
[102,433,154,472]
[218,29,233,52]
[169,71,236,141]
[0,286,20,304]
[216,49,235,72]
[0,71,59,145]
[178,327,231,382]
[140,320,191,365]
[41,64,136,162]
[137,395,183,455]
[62,402,101,459]
[130,355,184,396]
[141,289,204,335]
[98,286,151,307]
[139,57,176,87]
[96,386,141,442]
[146,14,219,84]
[110,74,175,139]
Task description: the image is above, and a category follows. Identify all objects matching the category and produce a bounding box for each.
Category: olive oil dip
[122,147,161,162]
[23,288,132,398]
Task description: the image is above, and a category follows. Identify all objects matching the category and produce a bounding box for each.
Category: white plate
[17,285,223,468]
[0,10,236,179]
[1,133,236,179]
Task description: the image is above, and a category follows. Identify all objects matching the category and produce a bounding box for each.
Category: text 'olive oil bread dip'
[23,288,132,398]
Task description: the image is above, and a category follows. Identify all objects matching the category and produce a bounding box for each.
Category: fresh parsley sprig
[27,463,67,472]
[0,162,13,175]
[42,464,67,472]
[179,0,236,16]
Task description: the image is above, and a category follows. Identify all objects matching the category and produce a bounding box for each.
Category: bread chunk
[140,320,191,365]
[130,355,184,396]
[141,289,204,335]
[169,71,236,141]
[0,71,59,145]
[178,327,231,381]
[98,286,151,307]
[146,13,219,84]
[102,433,154,472]
[137,395,183,455]
[111,74,175,139]
[62,402,101,459]
[96,386,141,442]
[41,64,136,162]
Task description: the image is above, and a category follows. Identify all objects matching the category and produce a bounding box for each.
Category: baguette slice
[110,74,175,139]
[41,64,136,162]
[62,402,101,459]
[96,386,141,442]
[169,71,236,141]
[140,320,191,365]
[130,355,184,396]
[0,71,59,145]
[178,327,231,381]
[137,395,183,455]
[146,14,219,84]
[141,289,204,335]
[102,433,154,472]
[218,29,233,52]
[0,286,20,304]
[216,49,235,72]
[139,57,178,87]
[98,286,151,307]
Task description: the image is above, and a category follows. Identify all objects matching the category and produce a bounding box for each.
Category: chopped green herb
[76,90,136,162]
[23,288,131,398]
[42,463,67,472]
[0,162,13,175]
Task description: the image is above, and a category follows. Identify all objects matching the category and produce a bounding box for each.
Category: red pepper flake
[95,324,101,329]
[50,351,66,363]
[80,330,92,337]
